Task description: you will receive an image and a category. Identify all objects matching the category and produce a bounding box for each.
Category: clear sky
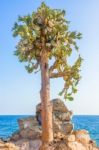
[0,0,99,115]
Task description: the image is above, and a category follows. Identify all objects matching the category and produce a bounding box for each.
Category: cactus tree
[12,2,82,146]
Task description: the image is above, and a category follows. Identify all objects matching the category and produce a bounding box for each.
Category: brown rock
[54,132,66,140]
[10,133,20,141]
[61,122,73,134]
[55,143,68,150]
[52,99,69,113]
[53,121,61,133]
[19,127,41,139]
[29,140,42,150]
[36,98,73,135]
[36,99,69,113]
[20,141,29,150]
[67,134,76,142]
[4,142,19,150]
[68,141,86,150]
[53,111,72,122]
[61,111,72,121]
[18,116,38,130]
[74,130,90,145]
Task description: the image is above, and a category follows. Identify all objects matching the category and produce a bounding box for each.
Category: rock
[14,139,42,150]
[53,121,61,133]
[10,98,73,142]
[27,128,41,139]
[61,111,72,121]
[61,122,73,134]
[19,127,41,139]
[9,98,99,150]
[36,98,73,135]
[0,142,19,150]
[52,99,69,113]
[54,132,66,140]
[74,130,91,145]
[19,128,29,139]
[55,143,68,150]
[18,116,38,130]
[36,99,69,113]
[53,111,72,122]
[19,141,29,150]
[11,133,20,141]
[68,141,86,150]
[29,140,42,150]
[67,134,75,142]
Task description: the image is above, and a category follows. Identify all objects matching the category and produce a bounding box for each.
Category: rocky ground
[0,130,99,150]
[0,99,99,150]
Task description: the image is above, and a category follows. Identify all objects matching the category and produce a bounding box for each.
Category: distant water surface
[72,115,99,146]
[0,115,99,146]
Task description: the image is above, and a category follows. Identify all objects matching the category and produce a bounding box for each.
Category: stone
[68,141,86,150]
[19,128,29,139]
[52,99,69,113]
[10,133,20,141]
[18,116,38,130]
[36,99,69,113]
[29,140,42,150]
[74,130,91,145]
[53,121,61,133]
[27,128,41,139]
[53,111,72,122]
[61,122,73,134]
[19,127,41,139]
[54,132,66,140]
[55,143,68,150]
[19,141,29,150]
[61,111,72,121]
[10,98,73,142]
[36,98,73,135]
[67,134,76,142]
[4,142,19,150]
[9,98,99,150]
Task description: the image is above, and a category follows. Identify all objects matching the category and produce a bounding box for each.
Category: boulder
[29,140,42,150]
[68,141,86,150]
[74,130,91,145]
[18,116,38,130]
[52,99,69,113]
[36,98,73,135]
[19,127,41,139]
[67,134,76,142]
[10,133,20,141]
[61,122,73,134]
[36,99,69,113]
[0,141,19,150]
[53,111,72,122]
[53,121,61,133]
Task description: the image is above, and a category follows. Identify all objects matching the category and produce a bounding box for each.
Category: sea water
[0,115,99,146]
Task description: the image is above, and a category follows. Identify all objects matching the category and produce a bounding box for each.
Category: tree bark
[40,53,53,145]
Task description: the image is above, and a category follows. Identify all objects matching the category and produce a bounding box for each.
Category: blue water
[0,115,99,146]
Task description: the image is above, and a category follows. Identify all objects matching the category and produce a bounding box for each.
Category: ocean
[0,115,99,146]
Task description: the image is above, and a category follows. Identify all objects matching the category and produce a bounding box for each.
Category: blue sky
[0,0,99,115]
